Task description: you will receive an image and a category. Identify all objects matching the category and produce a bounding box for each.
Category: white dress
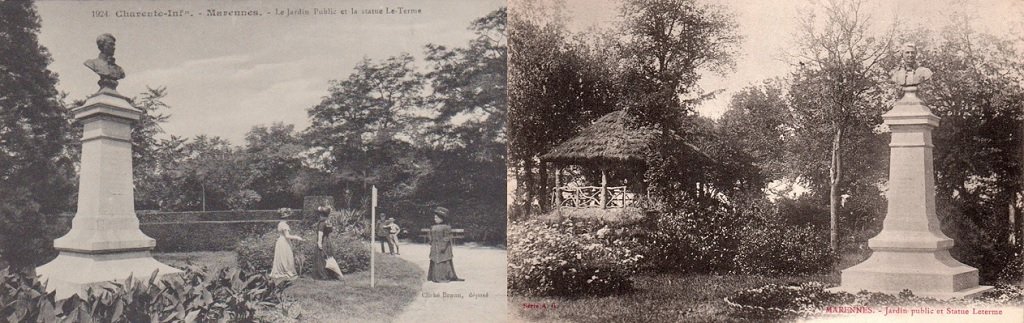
[270,221,298,279]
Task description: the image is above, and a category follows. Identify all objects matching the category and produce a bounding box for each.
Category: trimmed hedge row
[141,222,281,252]
[49,211,308,253]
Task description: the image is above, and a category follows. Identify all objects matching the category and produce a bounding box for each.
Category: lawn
[155,250,424,323]
[510,273,838,323]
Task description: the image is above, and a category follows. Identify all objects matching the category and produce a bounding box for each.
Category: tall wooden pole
[370,186,377,288]
[600,168,607,209]
[554,166,561,207]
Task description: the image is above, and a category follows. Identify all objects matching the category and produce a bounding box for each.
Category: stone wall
[53,210,309,252]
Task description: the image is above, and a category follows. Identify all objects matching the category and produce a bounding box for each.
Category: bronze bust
[890,43,932,89]
[84,33,125,91]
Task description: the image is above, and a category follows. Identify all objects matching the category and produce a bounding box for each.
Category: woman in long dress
[428,207,463,283]
[270,219,304,279]
[311,207,339,280]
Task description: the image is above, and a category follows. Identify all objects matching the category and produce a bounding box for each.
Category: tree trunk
[523,159,535,216]
[600,168,608,209]
[829,126,843,252]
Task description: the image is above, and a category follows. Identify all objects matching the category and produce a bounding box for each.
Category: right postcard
[506,0,1024,322]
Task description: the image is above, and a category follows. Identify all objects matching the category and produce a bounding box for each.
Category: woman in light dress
[270,209,305,279]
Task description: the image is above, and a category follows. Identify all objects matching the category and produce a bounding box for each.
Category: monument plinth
[36,34,180,299]
[835,44,992,298]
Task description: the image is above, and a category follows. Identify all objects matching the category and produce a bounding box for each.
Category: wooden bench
[418,228,466,245]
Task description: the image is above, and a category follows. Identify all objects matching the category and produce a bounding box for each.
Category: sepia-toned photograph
[0,0,506,322]
[507,0,1024,322]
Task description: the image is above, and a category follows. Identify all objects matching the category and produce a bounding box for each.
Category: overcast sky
[561,0,1024,118]
[36,0,504,144]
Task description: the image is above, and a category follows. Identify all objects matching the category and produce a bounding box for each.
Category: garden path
[390,242,508,323]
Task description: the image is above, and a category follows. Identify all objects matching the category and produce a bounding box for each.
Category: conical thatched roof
[541,110,656,164]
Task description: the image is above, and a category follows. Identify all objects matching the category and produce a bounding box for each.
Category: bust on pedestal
[834,43,992,298]
[36,34,180,299]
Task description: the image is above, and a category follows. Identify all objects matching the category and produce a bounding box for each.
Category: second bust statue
[84,33,125,91]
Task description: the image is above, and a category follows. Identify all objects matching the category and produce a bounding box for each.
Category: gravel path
[389,242,508,323]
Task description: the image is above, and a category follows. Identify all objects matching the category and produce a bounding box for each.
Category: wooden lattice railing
[552,186,637,208]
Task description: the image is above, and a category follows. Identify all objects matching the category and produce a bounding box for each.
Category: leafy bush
[0,266,289,322]
[236,223,370,275]
[734,222,835,275]
[508,219,642,297]
[997,253,1024,283]
[639,203,744,273]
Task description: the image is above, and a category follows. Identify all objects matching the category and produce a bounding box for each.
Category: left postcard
[0,0,507,322]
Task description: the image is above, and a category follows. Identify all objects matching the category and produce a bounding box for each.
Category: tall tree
[416,8,509,241]
[617,0,739,130]
[131,87,173,210]
[717,80,793,188]
[508,3,619,214]
[243,123,305,209]
[305,54,425,203]
[789,0,891,251]
[617,0,740,208]
[916,15,1024,281]
[424,7,507,152]
[0,0,75,271]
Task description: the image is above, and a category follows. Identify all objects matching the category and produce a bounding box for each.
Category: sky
[36,0,504,144]
[561,0,1024,119]
[507,0,1024,204]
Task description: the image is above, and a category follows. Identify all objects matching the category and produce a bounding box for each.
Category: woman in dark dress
[311,207,338,280]
[428,207,463,283]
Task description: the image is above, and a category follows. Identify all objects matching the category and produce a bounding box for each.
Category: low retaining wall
[54,210,308,252]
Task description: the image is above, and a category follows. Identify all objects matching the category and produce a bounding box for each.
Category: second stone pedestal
[835,90,991,299]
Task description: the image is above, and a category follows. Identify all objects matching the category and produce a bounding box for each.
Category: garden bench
[418,228,466,245]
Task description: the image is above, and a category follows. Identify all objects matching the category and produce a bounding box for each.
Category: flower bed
[508,219,642,297]
[725,282,1024,319]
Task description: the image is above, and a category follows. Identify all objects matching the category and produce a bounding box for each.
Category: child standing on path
[384,218,401,255]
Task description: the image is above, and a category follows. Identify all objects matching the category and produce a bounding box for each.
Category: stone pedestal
[835,89,992,298]
[37,89,180,299]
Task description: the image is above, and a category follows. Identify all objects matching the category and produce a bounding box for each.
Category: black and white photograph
[507,0,1024,322]
[0,0,506,322]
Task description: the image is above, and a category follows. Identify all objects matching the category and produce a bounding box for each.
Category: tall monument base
[37,251,181,299]
[834,85,991,299]
[36,89,180,299]
[833,250,992,298]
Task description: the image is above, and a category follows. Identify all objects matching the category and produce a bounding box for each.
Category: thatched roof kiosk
[540,110,656,209]
[540,109,655,166]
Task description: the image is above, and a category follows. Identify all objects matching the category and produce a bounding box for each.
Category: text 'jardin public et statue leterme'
[83,33,125,91]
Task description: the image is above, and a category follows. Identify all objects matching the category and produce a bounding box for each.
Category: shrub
[734,222,836,275]
[236,223,370,276]
[508,219,642,297]
[997,253,1024,284]
[0,266,289,322]
[639,203,744,273]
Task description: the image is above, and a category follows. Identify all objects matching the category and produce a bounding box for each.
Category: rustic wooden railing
[552,186,637,208]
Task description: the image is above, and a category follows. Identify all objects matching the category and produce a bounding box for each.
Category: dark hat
[433,206,449,217]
